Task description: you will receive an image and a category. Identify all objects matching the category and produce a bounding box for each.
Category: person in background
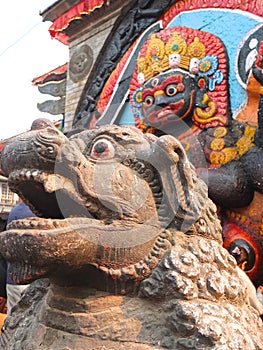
[5,199,36,315]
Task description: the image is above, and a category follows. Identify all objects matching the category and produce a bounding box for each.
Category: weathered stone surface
[38,80,66,97]
[0,124,262,349]
[37,97,65,115]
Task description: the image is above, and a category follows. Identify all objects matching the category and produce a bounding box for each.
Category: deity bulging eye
[143,95,154,107]
[165,84,178,97]
[90,139,115,160]
[151,77,159,87]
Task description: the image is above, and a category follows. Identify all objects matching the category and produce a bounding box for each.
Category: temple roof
[40,0,81,22]
[32,63,68,85]
[41,0,109,44]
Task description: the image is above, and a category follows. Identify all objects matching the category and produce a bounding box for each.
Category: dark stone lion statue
[0,124,262,349]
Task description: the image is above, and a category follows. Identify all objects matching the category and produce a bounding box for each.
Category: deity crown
[137,31,207,84]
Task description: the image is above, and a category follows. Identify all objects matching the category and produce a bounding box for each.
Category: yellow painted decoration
[165,32,188,56]
[210,147,239,165]
[210,138,225,151]
[187,37,206,60]
[210,151,226,165]
[236,135,254,156]
[244,125,256,141]
[209,125,256,165]
[193,101,221,123]
[137,31,207,84]
[213,126,227,138]
[222,147,239,163]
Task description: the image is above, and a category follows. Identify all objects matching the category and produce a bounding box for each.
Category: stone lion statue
[0,123,262,349]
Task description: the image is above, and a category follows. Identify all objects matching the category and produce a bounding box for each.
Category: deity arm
[240,147,263,194]
[197,161,254,208]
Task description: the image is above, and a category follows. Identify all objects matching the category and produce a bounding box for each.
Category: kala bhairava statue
[129,26,263,286]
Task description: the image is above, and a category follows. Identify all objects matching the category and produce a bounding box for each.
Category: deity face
[141,71,197,129]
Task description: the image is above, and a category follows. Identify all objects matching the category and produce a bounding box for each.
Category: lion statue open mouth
[0,124,262,349]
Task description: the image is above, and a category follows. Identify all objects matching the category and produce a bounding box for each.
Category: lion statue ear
[148,135,207,231]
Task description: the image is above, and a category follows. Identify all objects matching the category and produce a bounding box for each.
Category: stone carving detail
[38,79,66,97]
[37,97,65,116]
[0,124,262,349]
[69,44,93,83]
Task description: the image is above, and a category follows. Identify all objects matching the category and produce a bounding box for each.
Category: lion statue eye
[90,139,115,160]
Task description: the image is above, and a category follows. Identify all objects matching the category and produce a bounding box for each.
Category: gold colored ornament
[137,31,207,84]
[213,127,227,138]
[137,57,152,82]
[165,32,187,56]
[210,151,225,165]
[210,147,238,166]
[244,125,256,141]
[236,135,254,156]
[194,99,216,120]
[199,59,212,73]
[160,55,170,72]
[210,138,225,151]
[193,93,226,125]
[143,34,165,80]
[135,90,142,103]
[145,35,165,62]
[137,57,146,73]
[187,37,206,59]
[180,56,191,71]
[222,148,239,163]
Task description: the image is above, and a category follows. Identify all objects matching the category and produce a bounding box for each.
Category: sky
[0,1,69,140]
